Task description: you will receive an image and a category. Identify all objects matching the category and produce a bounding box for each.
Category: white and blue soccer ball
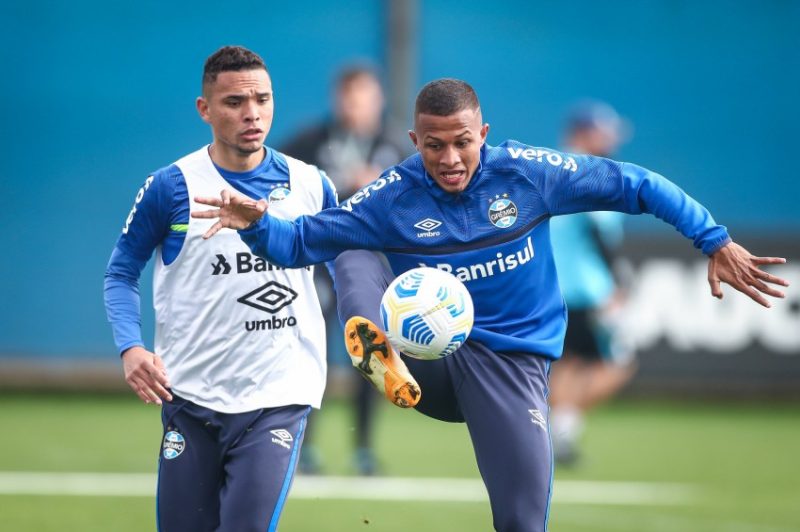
[380,267,474,360]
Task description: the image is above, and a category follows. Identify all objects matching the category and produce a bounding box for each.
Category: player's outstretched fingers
[752,278,786,299]
[723,273,772,307]
[743,285,771,308]
[708,277,723,300]
[752,256,787,266]
[191,208,221,220]
[202,221,224,240]
[193,195,223,208]
[754,269,790,288]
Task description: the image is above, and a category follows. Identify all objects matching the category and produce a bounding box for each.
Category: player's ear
[480,123,489,144]
[196,96,211,124]
[408,130,419,150]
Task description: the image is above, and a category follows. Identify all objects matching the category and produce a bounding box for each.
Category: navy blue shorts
[335,250,554,532]
[157,396,310,532]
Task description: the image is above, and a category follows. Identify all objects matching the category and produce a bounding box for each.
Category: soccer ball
[379,267,474,360]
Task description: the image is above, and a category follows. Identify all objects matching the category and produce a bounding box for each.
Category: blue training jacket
[239,141,731,359]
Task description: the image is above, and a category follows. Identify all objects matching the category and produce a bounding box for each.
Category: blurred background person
[282,65,409,200]
[281,65,410,475]
[548,100,638,466]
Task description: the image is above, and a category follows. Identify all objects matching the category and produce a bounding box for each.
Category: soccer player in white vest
[104,46,337,531]
[192,78,789,531]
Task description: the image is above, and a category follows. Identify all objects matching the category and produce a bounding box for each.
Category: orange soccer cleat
[344,316,421,408]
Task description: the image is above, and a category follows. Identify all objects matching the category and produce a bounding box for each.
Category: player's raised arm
[192,188,269,238]
[707,242,788,307]
[529,150,790,307]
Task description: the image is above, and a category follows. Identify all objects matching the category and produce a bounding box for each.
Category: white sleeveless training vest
[153,146,327,413]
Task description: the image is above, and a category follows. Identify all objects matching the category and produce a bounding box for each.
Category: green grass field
[0,393,798,531]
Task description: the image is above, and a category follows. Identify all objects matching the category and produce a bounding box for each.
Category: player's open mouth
[439,170,465,185]
[241,129,263,140]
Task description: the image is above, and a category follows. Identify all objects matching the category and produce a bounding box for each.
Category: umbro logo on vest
[238,281,298,314]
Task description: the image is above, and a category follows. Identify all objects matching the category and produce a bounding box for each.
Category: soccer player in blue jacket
[193,78,788,532]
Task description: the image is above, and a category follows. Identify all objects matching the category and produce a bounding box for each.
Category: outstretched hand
[708,242,789,308]
[192,189,268,239]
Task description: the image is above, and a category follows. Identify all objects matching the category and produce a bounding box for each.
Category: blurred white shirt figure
[549,100,637,466]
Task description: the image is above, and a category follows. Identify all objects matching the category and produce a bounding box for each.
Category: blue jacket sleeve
[319,169,340,280]
[538,153,731,255]
[103,171,177,354]
[239,177,388,267]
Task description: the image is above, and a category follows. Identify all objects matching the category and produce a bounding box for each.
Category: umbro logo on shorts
[528,409,547,431]
[270,429,293,450]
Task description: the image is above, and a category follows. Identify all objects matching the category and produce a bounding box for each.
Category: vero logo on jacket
[122,175,155,234]
[507,147,578,172]
[340,170,402,212]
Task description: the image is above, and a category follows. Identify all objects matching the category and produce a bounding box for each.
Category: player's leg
[366,349,459,423]
[353,375,380,475]
[299,267,339,475]
[579,361,637,409]
[549,308,597,465]
[452,344,553,532]
[335,250,420,408]
[548,354,589,466]
[577,305,638,410]
[347,323,463,421]
[334,250,392,327]
[157,396,224,532]
[296,408,322,474]
[217,404,311,532]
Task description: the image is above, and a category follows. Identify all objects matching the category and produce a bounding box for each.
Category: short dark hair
[336,65,381,90]
[202,46,267,89]
[414,78,479,117]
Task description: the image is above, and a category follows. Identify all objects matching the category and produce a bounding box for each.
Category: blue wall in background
[419,0,799,231]
[1,0,797,359]
[0,0,387,358]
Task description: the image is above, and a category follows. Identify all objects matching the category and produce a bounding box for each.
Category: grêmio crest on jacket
[487,193,518,229]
